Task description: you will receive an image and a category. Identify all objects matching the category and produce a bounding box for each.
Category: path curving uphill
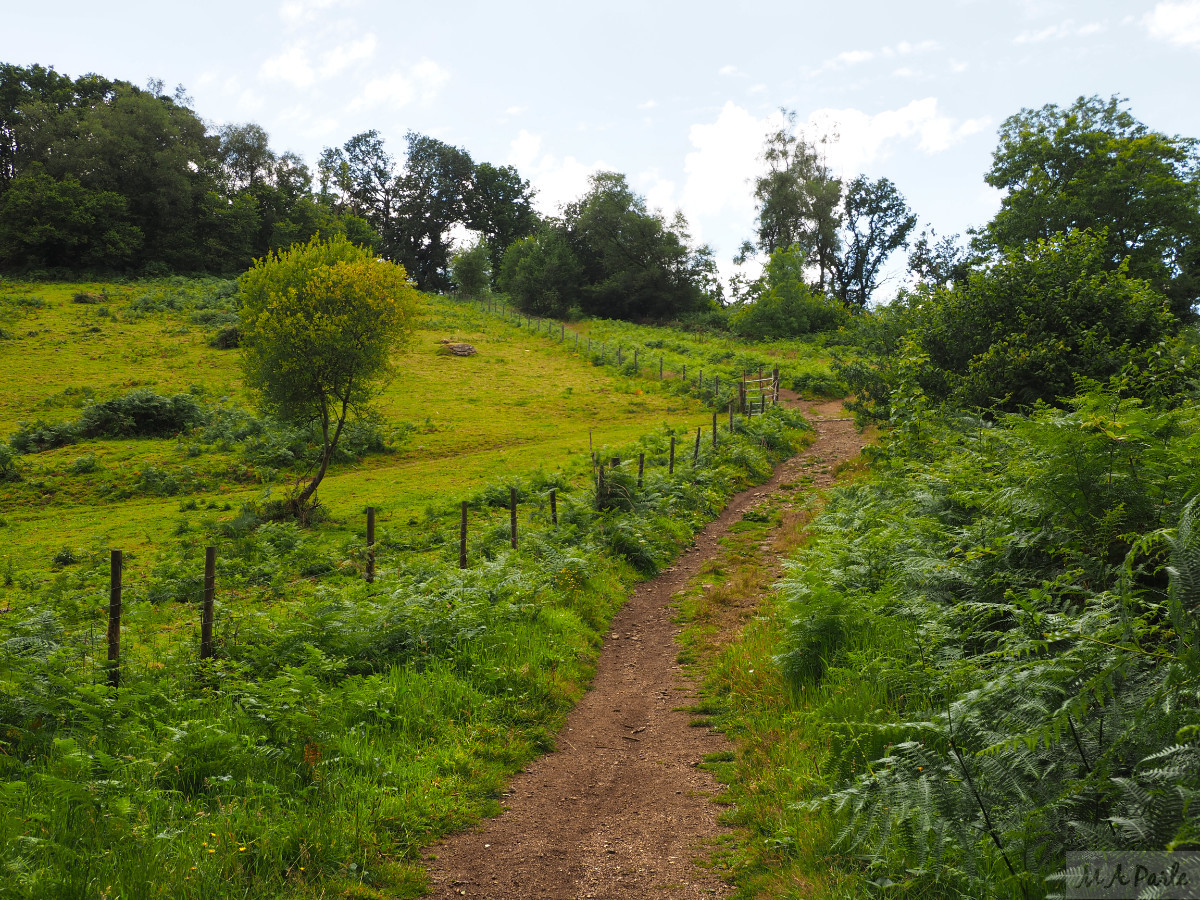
[424,396,864,898]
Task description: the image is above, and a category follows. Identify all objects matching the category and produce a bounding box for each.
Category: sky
[4,0,1199,293]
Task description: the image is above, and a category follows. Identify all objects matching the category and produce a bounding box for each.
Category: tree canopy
[975,95,1200,318]
[0,64,538,280]
[499,172,717,322]
[909,229,1177,412]
[319,130,538,292]
[747,113,916,310]
[238,235,419,510]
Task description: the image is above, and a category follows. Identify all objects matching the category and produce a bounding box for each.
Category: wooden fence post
[659,356,663,379]
[550,489,558,526]
[715,374,720,399]
[365,506,375,583]
[633,349,638,373]
[596,464,605,510]
[729,400,734,433]
[712,411,718,448]
[561,323,564,341]
[669,436,675,474]
[638,452,644,487]
[693,427,701,464]
[617,347,622,366]
[108,550,122,688]
[682,363,686,382]
[773,366,780,403]
[459,501,468,568]
[510,488,518,550]
[200,546,215,660]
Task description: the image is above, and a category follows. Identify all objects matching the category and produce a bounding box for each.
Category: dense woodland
[2,58,1200,899]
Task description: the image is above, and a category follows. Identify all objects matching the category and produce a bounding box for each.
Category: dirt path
[423,396,863,899]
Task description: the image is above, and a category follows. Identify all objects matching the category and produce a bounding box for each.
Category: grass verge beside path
[674,430,870,899]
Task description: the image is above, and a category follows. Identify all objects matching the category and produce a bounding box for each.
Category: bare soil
[423,396,864,899]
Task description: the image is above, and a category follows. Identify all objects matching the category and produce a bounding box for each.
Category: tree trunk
[294,394,350,511]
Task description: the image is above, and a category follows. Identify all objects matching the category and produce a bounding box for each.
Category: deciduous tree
[238,236,418,512]
[976,95,1200,317]
[830,176,917,308]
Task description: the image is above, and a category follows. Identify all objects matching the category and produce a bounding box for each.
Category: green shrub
[730,245,850,339]
[0,443,19,481]
[78,389,207,438]
[208,324,239,349]
[9,419,80,453]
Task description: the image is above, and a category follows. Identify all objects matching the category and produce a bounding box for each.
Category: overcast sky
[5,0,1199,290]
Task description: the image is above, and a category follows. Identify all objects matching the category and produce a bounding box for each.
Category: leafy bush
[78,389,207,438]
[208,324,239,349]
[730,245,850,339]
[913,230,1178,412]
[8,419,80,453]
[0,443,19,481]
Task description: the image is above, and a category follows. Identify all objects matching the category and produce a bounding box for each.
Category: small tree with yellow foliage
[238,235,418,513]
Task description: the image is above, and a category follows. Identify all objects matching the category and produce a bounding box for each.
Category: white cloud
[351,71,415,109]
[507,131,605,214]
[1015,19,1105,43]
[508,130,542,170]
[892,67,916,78]
[749,84,767,94]
[260,45,315,88]
[411,59,450,99]
[349,59,448,111]
[679,102,779,236]
[1145,1,1200,46]
[718,64,742,76]
[505,105,528,116]
[835,49,875,66]
[804,99,990,174]
[892,39,939,55]
[638,99,657,109]
[637,169,677,216]
[279,0,343,24]
[319,35,377,76]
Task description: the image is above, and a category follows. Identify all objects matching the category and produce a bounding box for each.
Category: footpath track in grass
[423,395,865,899]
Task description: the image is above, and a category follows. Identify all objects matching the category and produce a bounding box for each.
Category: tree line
[3,62,1197,333]
[0,63,539,291]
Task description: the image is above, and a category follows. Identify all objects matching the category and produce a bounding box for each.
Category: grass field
[0,280,739,573]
